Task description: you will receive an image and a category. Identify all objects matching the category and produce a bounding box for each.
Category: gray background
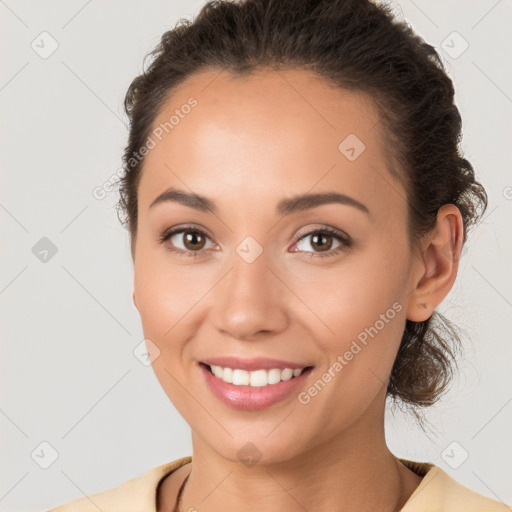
[1,1,511,510]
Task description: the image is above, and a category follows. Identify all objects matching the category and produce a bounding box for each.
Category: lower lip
[199,363,313,411]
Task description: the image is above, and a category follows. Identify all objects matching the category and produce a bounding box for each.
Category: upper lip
[200,356,313,371]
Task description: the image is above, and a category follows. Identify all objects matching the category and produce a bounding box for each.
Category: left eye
[292,228,350,257]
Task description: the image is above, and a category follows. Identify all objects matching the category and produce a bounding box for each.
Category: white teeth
[232,369,250,386]
[268,368,281,385]
[212,365,224,379]
[223,367,234,383]
[248,369,267,387]
[209,365,307,387]
[281,368,293,381]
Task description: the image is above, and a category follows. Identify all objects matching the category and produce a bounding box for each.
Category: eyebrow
[149,187,370,216]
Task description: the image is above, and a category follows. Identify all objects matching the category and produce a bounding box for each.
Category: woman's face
[132,68,424,463]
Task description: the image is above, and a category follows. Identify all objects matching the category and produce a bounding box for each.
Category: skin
[131,67,464,512]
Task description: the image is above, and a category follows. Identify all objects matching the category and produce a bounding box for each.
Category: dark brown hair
[116,0,488,417]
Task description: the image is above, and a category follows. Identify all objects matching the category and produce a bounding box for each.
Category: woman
[48,0,509,510]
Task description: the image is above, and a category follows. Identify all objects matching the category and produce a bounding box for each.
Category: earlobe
[406,299,433,323]
[406,301,432,322]
[405,204,464,323]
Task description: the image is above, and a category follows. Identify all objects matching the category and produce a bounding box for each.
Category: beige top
[47,456,510,511]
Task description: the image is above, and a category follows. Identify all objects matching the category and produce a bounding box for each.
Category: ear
[406,204,464,322]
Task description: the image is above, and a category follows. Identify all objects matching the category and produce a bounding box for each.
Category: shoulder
[431,467,511,511]
[46,456,192,512]
[400,461,511,512]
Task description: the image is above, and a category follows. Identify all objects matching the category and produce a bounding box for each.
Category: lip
[198,362,314,411]
[200,356,312,371]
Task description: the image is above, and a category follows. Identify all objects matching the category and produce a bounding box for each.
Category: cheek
[134,241,204,323]
[301,280,405,429]
[133,247,216,373]
[300,247,407,386]
[133,251,205,409]
[298,258,403,337]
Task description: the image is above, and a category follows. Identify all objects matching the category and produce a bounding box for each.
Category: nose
[212,250,289,341]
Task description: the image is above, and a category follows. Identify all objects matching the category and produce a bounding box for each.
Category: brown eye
[309,233,334,252]
[180,230,207,251]
[292,227,352,258]
[158,226,215,257]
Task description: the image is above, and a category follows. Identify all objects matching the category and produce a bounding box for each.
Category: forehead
[138,67,403,217]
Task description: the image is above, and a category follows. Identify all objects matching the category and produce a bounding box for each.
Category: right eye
[158,225,216,258]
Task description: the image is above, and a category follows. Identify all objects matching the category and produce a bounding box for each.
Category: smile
[199,362,315,410]
[206,364,310,387]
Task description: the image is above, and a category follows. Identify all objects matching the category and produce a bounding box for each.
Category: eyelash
[157,224,353,259]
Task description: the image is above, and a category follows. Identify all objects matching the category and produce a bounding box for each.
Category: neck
[178,399,422,512]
